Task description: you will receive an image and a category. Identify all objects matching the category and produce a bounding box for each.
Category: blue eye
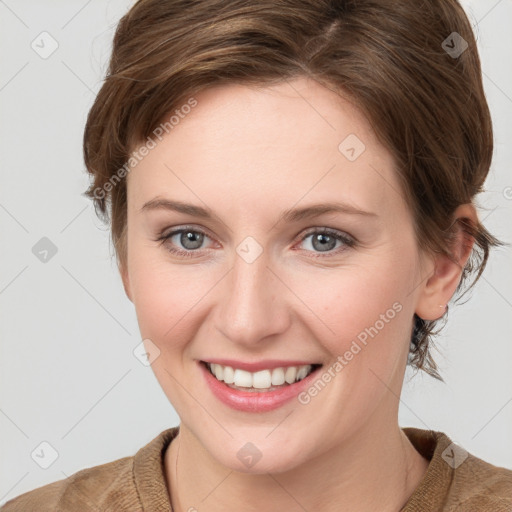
[297,228,355,256]
[157,227,212,258]
[156,226,355,258]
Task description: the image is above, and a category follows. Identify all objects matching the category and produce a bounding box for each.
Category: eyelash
[155,225,356,259]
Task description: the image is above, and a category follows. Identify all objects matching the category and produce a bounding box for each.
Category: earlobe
[415,204,476,321]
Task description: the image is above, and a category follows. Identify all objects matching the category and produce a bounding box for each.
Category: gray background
[1,0,511,504]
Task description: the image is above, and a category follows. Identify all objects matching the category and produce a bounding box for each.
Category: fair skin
[120,77,475,511]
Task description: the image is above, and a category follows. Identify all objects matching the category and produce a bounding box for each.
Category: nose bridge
[215,245,289,345]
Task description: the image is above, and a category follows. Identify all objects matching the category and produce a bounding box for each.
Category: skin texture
[120,77,476,511]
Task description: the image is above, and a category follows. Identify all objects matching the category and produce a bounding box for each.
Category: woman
[3,0,511,510]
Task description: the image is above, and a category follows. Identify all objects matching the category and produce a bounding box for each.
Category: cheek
[289,259,415,422]
[128,249,212,346]
[288,255,415,363]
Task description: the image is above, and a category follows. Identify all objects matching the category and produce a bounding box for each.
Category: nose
[214,248,291,348]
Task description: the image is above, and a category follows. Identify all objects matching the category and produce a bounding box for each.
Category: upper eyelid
[300,226,353,240]
[161,225,216,242]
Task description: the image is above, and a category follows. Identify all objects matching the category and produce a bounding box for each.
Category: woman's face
[122,77,431,472]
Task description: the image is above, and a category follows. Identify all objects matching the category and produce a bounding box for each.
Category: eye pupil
[312,233,337,252]
[181,231,204,250]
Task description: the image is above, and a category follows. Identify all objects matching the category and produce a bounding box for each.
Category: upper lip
[201,359,322,372]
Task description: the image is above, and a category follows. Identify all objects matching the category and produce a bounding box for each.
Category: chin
[202,433,312,475]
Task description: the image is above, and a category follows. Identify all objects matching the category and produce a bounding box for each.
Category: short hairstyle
[83,0,501,380]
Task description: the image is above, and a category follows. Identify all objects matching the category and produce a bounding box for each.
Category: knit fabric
[2,427,511,511]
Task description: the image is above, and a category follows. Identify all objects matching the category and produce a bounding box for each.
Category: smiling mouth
[202,361,322,392]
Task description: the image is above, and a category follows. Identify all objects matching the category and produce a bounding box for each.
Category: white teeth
[214,364,224,381]
[284,366,297,384]
[207,363,315,389]
[271,367,285,386]
[296,366,309,381]
[223,365,235,384]
[252,370,272,389]
[233,369,253,388]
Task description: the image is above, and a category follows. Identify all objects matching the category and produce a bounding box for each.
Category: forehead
[126,77,405,220]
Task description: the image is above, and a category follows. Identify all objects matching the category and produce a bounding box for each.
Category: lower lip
[200,362,321,413]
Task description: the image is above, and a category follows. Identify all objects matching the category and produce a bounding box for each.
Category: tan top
[2,427,511,511]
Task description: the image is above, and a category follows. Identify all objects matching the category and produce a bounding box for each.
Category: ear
[415,204,476,321]
[119,260,133,303]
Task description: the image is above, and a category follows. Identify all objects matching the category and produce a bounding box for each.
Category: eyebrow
[139,197,377,223]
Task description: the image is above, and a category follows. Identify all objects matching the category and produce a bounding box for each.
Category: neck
[164,413,429,512]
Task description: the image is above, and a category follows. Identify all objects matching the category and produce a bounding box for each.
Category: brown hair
[83,0,501,380]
